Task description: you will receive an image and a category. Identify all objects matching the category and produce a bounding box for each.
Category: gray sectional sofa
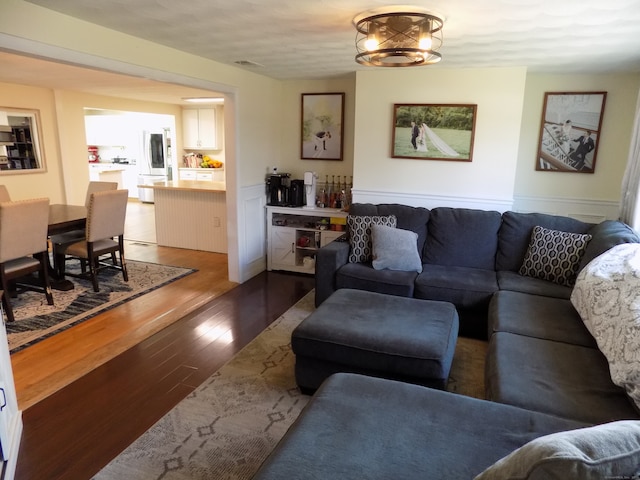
[252,203,640,479]
[315,203,639,338]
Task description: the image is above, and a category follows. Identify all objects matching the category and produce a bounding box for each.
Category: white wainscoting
[512,196,620,223]
[352,189,514,212]
[238,183,267,282]
[352,189,620,223]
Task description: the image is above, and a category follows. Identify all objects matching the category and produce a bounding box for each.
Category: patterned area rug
[6,259,195,353]
[94,291,487,480]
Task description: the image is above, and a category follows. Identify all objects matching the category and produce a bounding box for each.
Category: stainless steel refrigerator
[138,130,169,203]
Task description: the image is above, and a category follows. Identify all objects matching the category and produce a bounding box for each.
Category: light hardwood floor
[12,199,237,410]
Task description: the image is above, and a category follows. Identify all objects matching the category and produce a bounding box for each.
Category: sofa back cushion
[423,207,502,270]
[496,211,592,272]
[578,220,640,271]
[349,203,430,259]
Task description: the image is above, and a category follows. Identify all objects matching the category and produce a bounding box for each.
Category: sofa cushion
[519,226,592,287]
[578,220,640,271]
[486,332,640,424]
[347,215,396,263]
[336,262,417,298]
[350,203,430,259]
[496,211,592,272]
[423,207,502,270]
[475,421,640,480]
[488,290,597,348]
[571,243,640,412]
[415,264,498,310]
[371,224,422,273]
[497,270,572,299]
[253,373,587,480]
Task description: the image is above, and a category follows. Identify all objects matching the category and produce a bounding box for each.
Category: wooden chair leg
[38,252,54,305]
[89,256,99,292]
[1,270,15,323]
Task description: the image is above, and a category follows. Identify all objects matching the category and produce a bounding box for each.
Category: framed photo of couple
[535,91,607,173]
[301,93,345,161]
[392,103,477,161]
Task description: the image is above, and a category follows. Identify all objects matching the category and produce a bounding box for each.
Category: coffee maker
[265,173,291,206]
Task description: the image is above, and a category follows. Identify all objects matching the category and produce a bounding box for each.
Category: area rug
[6,259,195,353]
[94,291,487,480]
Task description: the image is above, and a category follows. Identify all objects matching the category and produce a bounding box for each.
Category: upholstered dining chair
[0,185,11,202]
[53,189,129,292]
[0,197,53,322]
[51,181,119,276]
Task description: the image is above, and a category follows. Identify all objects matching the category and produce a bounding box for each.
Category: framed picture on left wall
[301,93,345,161]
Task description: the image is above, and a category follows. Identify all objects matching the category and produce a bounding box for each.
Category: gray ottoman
[292,289,459,391]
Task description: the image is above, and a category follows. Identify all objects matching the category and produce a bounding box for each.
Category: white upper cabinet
[182,108,218,150]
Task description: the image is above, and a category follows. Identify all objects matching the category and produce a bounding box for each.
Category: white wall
[351,68,527,211]
[278,76,356,183]
[513,72,640,221]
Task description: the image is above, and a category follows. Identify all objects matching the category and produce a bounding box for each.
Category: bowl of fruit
[200,155,223,168]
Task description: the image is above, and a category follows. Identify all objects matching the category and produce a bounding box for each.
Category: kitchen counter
[145,180,227,253]
[137,179,226,192]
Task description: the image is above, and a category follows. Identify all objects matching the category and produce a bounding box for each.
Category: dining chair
[51,181,119,276]
[0,185,10,202]
[53,189,129,292]
[0,198,54,322]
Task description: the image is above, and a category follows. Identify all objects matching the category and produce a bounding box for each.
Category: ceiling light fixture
[353,6,444,67]
[182,97,224,104]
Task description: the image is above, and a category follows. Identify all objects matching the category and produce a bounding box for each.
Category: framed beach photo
[536,91,607,173]
[301,93,345,161]
[392,104,477,161]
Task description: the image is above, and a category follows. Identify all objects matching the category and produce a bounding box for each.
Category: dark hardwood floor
[13,199,316,479]
[15,269,314,480]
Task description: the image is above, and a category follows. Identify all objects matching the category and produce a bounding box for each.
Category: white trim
[0,33,245,282]
[238,183,267,282]
[512,195,620,223]
[352,189,514,212]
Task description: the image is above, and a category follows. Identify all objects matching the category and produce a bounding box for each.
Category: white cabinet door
[196,108,217,149]
[196,171,214,181]
[182,109,200,149]
[270,227,296,268]
[182,109,217,149]
[179,169,197,180]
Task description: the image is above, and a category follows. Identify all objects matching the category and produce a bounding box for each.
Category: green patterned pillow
[347,215,397,263]
[519,226,592,287]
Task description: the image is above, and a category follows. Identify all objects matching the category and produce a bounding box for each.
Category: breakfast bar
[139,180,227,253]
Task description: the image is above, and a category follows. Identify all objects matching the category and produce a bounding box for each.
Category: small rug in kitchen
[5,259,195,353]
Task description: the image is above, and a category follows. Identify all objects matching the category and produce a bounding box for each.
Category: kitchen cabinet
[182,108,218,150]
[178,168,224,183]
[266,206,347,274]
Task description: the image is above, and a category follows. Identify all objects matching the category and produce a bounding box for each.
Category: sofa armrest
[315,240,350,306]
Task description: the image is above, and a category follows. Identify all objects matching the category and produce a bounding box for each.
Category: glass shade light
[354,9,444,67]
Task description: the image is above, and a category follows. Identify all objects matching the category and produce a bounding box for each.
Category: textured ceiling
[22,0,640,80]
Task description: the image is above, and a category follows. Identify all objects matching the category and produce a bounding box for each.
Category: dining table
[47,204,87,290]
[48,204,87,236]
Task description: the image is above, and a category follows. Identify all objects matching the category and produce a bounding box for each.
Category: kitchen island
[138,180,227,253]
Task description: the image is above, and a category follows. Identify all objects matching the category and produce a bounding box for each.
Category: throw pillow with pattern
[347,215,397,263]
[519,226,592,287]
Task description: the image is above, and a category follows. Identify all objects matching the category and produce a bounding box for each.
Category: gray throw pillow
[371,224,422,273]
[519,226,592,287]
[474,421,640,480]
[347,215,397,263]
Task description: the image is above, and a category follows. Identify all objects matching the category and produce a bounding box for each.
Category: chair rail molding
[352,189,514,212]
[512,195,620,223]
